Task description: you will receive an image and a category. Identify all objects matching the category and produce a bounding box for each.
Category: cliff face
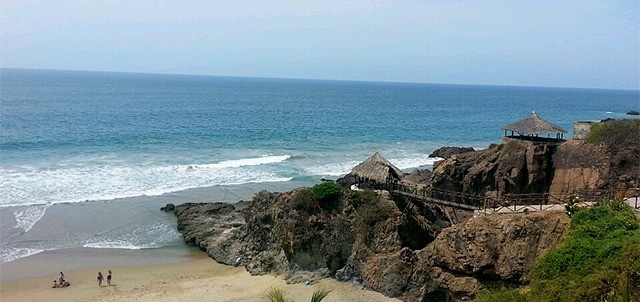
[355,211,569,302]
[549,140,610,195]
[429,139,617,197]
[174,189,569,301]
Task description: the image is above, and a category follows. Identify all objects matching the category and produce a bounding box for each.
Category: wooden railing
[352,176,627,213]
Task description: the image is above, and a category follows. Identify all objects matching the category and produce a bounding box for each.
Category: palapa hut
[349,152,404,184]
[503,111,567,142]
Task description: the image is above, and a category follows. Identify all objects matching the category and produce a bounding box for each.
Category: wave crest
[0,155,292,207]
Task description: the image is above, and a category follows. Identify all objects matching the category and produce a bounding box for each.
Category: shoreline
[0,248,400,302]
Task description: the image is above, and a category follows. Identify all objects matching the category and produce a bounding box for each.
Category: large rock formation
[351,211,569,301]
[174,186,569,301]
[428,138,631,197]
[549,140,610,195]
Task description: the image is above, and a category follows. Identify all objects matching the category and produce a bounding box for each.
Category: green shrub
[266,288,331,302]
[527,199,640,301]
[586,119,640,148]
[311,182,342,201]
[475,287,525,302]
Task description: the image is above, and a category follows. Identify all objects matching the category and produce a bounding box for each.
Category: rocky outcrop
[423,211,569,282]
[429,146,475,159]
[174,202,246,266]
[402,168,432,185]
[349,211,569,301]
[428,139,620,197]
[160,203,175,212]
[174,185,570,302]
[627,110,640,115]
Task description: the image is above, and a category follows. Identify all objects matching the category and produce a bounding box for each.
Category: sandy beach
[0,249,399,302]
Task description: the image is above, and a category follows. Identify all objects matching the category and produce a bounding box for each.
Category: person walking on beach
[107,270,112,286]
[97,272,103,287]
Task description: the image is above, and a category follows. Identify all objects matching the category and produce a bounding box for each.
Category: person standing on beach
[97,272,103,287]
[107,270,112,286]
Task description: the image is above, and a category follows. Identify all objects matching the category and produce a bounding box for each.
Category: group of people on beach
[52,272,70,288]
[52,269,114,288]
[97,270,113,287]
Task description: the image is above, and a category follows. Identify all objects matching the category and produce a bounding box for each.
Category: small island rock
[160,203,176,212]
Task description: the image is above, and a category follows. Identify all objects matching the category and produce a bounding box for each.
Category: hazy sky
[1,1,639,89]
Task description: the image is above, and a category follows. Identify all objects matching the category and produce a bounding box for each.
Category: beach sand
[0,250,400,302]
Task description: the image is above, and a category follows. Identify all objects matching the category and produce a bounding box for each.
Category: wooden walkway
[353,176,633,214]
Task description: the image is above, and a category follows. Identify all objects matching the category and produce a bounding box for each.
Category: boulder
[174,202,246,266]
[402,168,432,185]
[429,146,475,159]
[356,211,569,302]
[160,203,175,212]
[627,110,640,115]
[423,211,570,282]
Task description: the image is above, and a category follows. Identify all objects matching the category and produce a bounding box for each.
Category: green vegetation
[310,288,331,302]
[586,119,640,148]
[476,287,525,302]
[477,199,640,302]
[311,182,343,211]
[311,182,342,201]
[349,189,381,208]
[267,288,292,302]
[266,288,331,302]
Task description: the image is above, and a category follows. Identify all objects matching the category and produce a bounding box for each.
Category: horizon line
[2,67,638,92]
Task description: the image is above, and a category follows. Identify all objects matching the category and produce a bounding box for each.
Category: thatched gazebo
[349,152,404,184]
[503,112,567,141]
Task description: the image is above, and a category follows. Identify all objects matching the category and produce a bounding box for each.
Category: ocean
[1,68,638,268]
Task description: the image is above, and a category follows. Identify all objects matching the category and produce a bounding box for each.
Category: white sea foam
[0,155,292,207]
[304,161,362,176]
[303,155,441,177]
[13,204,51,232]
[390,156,441,171]
[202,155,292,169]
[82,240,147,250]
[0,247,45,264]
[82,222,183,250]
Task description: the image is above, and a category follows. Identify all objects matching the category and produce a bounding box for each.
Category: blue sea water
[0,68,638,265]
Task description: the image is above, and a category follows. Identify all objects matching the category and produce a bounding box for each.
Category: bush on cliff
[586,119,640,149]
[478,199,640,302]
[311,182,342,209]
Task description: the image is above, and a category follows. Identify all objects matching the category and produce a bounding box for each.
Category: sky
[1,0,639,90]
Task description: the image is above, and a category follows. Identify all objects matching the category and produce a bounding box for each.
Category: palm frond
[267,287,292,302]
[310,288,332,302]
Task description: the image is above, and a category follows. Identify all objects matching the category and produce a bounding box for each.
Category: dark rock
[402,169,432,185]
[174,202,246,266]
[429,146,475,159]
[627,110,640,115]
[160,203,175,212]
[429,139,603,197]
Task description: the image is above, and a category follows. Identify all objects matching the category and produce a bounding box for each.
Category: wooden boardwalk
[353,176,635,214]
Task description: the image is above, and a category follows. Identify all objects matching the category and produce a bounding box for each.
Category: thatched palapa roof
[503,112,567,135]
[350,152,404,183]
